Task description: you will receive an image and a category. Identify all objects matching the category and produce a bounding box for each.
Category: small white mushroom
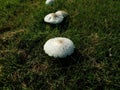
[44,13,64,24]
[55,10,68,17]
[45,0,54,5]
[43,37,75,58]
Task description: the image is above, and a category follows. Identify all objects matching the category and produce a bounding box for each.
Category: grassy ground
[0,0,120,89]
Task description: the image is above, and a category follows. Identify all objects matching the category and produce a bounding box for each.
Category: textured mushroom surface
[43,37,75,58]
[55,10,68,17]
[45,0,54,5]
[44,13,64,24]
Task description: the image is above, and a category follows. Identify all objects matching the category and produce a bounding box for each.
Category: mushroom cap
[44,37,75,58]
[45,0,54,5]
[44,13,64,24]
[55,10,68,17]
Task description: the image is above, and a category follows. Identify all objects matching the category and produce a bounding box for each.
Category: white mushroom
[43,37,75,58]
[55,10,68,17]
[44,13,64,24]
[45,0,54,5]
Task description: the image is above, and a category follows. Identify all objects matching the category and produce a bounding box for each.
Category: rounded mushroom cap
[45,0,54,5]
[55,10,68,17]
[44,37,75,58]
[44,13,64,24]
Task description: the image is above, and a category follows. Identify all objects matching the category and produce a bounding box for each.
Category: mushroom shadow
[45,16,70,33]
[58,16,70,33]
[51,48,87,68]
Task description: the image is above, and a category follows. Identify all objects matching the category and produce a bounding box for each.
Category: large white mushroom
[43,37,75,58]
[55,10,68,17]
[45,0,54,5]
[44,13,64,24]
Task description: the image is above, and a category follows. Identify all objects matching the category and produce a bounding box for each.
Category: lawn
[0,0,120,89]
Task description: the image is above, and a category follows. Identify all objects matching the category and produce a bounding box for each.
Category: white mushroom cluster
[43,37,75,58]
[43,1,75,58]
[44,10,68,24]
[45,0,54,5]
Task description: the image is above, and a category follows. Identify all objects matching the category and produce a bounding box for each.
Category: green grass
[0,0,120,89]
